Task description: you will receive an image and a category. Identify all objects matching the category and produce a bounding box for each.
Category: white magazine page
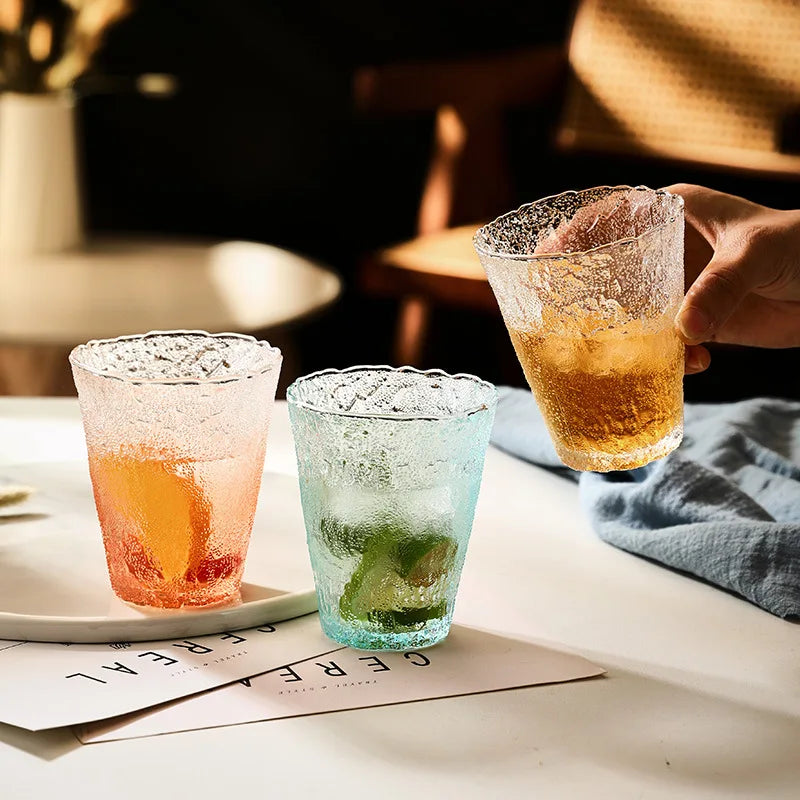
[79,625,605,743]
[0,613,339,731]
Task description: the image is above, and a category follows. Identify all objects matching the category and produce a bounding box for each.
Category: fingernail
[679,307,712,341]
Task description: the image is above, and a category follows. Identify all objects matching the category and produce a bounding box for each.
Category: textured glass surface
[70,331,282,608]
[287,367,496,650]
[71,331,278,383]
[475,186,684,472]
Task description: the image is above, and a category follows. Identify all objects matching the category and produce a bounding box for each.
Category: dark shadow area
[0,513,48,525]
[76,0,799,401]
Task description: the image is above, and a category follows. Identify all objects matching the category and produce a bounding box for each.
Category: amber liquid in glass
[89,447,262,607]
[509,315,683,471]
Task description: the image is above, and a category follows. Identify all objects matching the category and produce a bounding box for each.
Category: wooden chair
[358,0,800,365]
[559,0,800,175]
[355,46,566,365]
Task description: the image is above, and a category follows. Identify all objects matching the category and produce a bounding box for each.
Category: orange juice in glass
[70,331,282,608]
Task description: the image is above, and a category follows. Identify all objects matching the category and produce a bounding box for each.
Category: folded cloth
[491,387,800,619]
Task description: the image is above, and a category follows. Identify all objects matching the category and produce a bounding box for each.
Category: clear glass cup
[287,366,497,650]
[70,331,282,608]
[474,185,685,472]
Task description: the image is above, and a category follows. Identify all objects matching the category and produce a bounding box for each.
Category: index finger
[662,183,758,246]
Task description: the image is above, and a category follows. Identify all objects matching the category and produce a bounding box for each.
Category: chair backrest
[558,0,800,176]
[354,46,565,234]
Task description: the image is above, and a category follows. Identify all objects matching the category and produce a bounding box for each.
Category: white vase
[0,92,84,256]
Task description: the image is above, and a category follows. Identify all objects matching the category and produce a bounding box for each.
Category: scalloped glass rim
[472,184,684,261]
[286,365,497,421]
[69,330,282,385]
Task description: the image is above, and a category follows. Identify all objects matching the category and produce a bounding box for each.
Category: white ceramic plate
[0,462,317,643]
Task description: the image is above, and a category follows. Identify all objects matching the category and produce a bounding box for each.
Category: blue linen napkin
[490,387,800,619]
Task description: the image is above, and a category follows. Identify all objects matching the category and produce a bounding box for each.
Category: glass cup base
[114,583,242,610]
[320,614,452,651]
[555,423,683,472]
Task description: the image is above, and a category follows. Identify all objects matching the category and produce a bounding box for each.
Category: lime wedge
[321,516,419,558]
[368,602,448,628]
[338,526,456,631]
[338,538,398,622]
[320,517,398,557]
[320,516,373,557]
[396,532,458,588]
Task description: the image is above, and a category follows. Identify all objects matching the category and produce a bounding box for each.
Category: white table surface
[1,398,798,799]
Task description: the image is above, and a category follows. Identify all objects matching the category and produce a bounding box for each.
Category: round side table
[0,237,341,395]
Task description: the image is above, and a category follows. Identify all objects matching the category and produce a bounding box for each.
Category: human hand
[664,184,800,374]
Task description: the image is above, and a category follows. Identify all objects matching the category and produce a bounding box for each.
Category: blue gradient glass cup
[287,366,497,650]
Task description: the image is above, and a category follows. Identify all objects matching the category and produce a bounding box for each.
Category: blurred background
[0,0,798,400]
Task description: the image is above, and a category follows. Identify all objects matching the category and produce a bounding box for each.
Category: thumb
[678,253,756,342]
